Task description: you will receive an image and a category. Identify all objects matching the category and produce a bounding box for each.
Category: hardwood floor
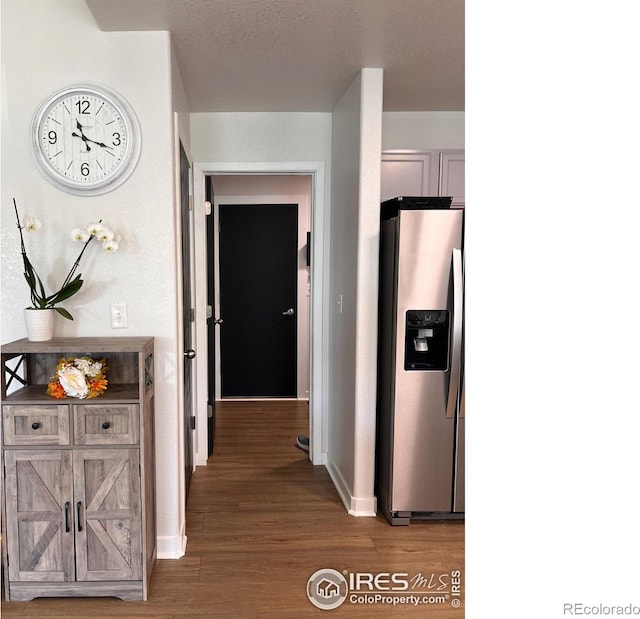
[2,400,464,618]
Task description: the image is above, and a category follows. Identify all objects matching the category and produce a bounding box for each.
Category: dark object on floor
[296,434,309,452]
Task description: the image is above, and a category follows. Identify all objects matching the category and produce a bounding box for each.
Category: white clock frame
[31,83,142,196]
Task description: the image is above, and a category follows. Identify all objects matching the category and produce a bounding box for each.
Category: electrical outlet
[111,303,128,328]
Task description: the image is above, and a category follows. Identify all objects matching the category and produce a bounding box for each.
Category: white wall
[171,41,191,154]
[190,113,332,164]
[326,68,383,516]
[1,0,184,557]
[382,111,465,150]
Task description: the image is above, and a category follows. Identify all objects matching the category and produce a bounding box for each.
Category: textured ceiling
[85,0,464,112]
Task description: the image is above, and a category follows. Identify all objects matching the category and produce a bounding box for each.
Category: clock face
[31,85,141,195]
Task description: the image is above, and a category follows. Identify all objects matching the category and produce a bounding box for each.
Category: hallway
[2,401,464,617]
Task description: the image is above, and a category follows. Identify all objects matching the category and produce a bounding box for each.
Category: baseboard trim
[216,397,301,402]
[156,533,187,559]
[326,461,377,517]
[312,450,328,466]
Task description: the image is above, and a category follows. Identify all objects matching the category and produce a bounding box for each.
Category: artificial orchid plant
[13,197,120,320]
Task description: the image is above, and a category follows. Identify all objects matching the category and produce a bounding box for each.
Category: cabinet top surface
[2,337,154,354]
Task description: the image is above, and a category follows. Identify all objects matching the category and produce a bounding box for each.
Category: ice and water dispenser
[404,310,450,371]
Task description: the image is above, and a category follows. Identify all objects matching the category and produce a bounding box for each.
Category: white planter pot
[24,308,55,342]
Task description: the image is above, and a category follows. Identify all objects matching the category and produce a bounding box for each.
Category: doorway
[210,176,312,406]
[218,203,298,397]
[192,162,328,467]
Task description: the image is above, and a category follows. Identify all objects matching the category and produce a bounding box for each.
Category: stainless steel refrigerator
[376,197,464,525]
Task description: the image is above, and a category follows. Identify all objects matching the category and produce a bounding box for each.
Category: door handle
[282,308,295,316]
[446,248,464,419]
[184,349,196,359]
[77,501,84,532]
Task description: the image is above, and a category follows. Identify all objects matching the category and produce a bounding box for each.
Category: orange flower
[88,378,108,398]
[46,381,66,399]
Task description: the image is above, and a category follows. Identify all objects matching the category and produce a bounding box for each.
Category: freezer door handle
[446,248,464,418]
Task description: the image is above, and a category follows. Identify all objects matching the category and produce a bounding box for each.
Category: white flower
[102,238,119,253]
[87,222,104,236]
[70,228,90,242]
[23,215,42,232]
[97,227,114,242]
[57,365,89,399]
[73,358,102,378]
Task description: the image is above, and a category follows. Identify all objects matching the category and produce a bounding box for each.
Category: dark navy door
[219,204,298,397]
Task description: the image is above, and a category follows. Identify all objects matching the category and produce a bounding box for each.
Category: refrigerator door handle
[446,248,464,419]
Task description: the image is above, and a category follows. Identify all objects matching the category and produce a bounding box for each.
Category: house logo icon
[306,568,348,610]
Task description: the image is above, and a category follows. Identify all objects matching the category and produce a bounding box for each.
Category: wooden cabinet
[381,149,465,206]
[1,337,155,602]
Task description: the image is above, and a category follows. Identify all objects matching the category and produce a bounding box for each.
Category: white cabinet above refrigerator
[381,150,465,207]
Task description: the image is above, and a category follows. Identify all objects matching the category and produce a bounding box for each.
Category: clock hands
[72,120,113,152]
[88,138,113,150]
[72,130,91,152]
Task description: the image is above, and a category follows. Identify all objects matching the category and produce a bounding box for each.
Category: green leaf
[22,253,47,305]
[46,277,84,305]
[54,307,74,321]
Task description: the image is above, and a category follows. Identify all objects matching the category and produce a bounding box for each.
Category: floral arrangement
[13,198,121,320]
[46,356,108,399]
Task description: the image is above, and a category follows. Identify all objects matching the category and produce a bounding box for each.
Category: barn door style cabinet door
[1,337,156,602]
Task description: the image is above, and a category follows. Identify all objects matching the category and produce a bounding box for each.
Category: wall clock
[31,84,141,196]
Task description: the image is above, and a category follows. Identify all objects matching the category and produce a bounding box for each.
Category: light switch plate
[111,303,128,328]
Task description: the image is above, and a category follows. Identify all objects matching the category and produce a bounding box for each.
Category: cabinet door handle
[77,502,83,532]
[64,502,70,533]
[102,421,111,429]
[31,422,40,430]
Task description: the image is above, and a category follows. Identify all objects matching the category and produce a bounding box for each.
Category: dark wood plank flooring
[2,400,464,617]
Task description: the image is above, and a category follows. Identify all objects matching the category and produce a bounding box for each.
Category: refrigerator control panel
[404,310,450,371]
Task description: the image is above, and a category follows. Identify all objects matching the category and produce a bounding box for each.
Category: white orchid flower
[87,222,104,236]
[97,227,114,243]
[23,215,42,232]
[70,228,90,242]
[102,238,119,253]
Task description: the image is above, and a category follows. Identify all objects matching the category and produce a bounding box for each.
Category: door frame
[212,195,310,401]
[193,161,328,466]
[179,140,195,502]
[172,113,193,557]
